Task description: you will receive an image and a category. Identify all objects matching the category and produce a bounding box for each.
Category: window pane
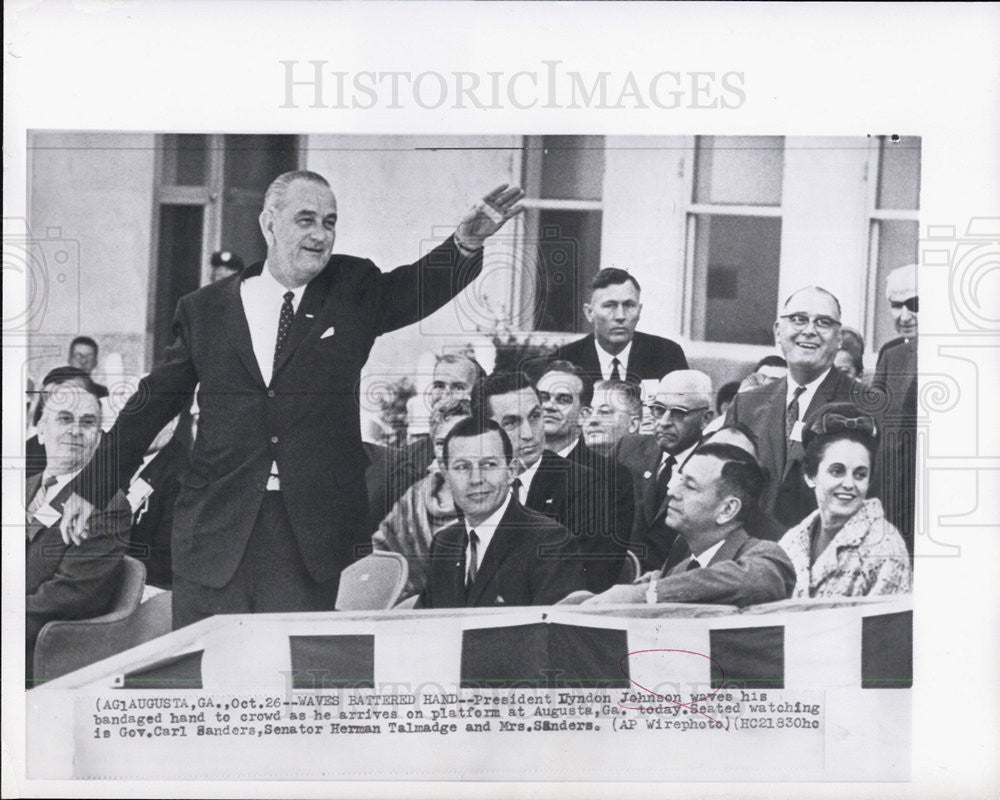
[694,136,784,206]
[524,208,603,331]
[161,134,208,186]
[221,135,298,266]
[691,215,782,345]
[873,220,919,351]
[153,205,203,364]
[523,135,605,201]
[877,136,921,210]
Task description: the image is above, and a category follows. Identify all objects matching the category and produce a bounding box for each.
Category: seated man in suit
[617,370,715,571]
[26,378,130,684]
[560,443,795,607]
[537,361,636,591]
[582,379,642,459]
[871,263,918,552]
[553,268,687,384]
[472,371,612,592]
[418,418,585,608]
[26,366,104,478]
[726,286,881,527]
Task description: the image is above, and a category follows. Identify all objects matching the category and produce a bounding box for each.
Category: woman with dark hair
[834,327,865,380]
[779,402,911,598]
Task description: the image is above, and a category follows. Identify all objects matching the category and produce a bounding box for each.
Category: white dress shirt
[690,538,726,567]
[239,264,305,387]
[240,263,306,487]
[512,457,542,504]
[785,367,831,422]
[593,339,633,382]
[464,493,513,575]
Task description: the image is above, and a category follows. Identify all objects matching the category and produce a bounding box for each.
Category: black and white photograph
[3,2,998,798]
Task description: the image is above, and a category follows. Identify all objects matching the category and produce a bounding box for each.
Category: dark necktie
[610,357,622,382]
[786,385,806,456]
[686,557,701,571]
[465,529,479,590]
[511,477,523,505]
[272,290,295,374]
[655,454,675,509]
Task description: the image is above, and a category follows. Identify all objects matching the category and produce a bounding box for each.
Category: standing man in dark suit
[616,370,715,571]
[419,418,584,608]
[536,360,635,590]
[560,444,795,608]
[553,268,687,384]
[472,371,612,592]
[26,379,130,683]
[59,171,524,628]
[726,286,881,527]
[871,264,918,551]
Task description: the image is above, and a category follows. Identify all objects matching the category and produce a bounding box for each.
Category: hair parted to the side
[470,371,537,422]
[263,170,331,213]
[440,416,513,466]
[538,358,594,407]
[689,441,765,522]
[587,267,641,300]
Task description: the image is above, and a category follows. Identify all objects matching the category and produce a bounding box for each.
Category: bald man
[617,370,715,570]
[871,264,918,552]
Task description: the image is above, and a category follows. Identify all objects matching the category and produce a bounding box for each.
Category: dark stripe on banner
[861,610,912,689]
[117,650,204,690]
[461,622,629,689]
[289,635,375,690]
[709,626,784,689]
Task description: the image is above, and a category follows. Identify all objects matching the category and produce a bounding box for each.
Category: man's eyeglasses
[890,297,918,313]
[648,405,709,421]
[779,313,842,332]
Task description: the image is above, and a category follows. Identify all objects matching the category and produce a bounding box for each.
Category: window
[686,136,785,345]
[866,136,921,351]
[149,135,299,365]
[519,135,605,332]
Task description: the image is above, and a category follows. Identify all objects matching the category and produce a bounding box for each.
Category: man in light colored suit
[560,443,795,607]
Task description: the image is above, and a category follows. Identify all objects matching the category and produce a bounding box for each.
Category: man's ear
[716,495,742,526]
[258,210,274,246]
[583,301,594,325]
[635,301,643,322]
[773,319,781,347]
[627,415,640,435]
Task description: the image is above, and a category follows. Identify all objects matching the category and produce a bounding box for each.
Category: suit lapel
[433,523,468,607]
[755,378,789,479]
[639,438,663,524]
[625,332,645,380]
[708,528,748,565]
[223,269,266,388]
[272,266,333,381]
[579,335,601,378]
[525,451,561,516]
[466,501,519,606]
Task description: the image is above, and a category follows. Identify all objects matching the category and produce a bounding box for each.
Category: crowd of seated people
[27,266,917,650]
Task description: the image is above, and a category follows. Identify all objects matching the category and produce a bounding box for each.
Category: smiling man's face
[774,288,842,384]
[259,178,338,289]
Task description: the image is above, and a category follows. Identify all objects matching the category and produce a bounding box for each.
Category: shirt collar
[253,261,306,307]
[516,454,543,493]
[691,537,727,565]
[555,438,580,460]
[40,468,82,499]
[787,367,831,405]
[464,493,513,561]
[671,439,701,471]
[593,338,632,379]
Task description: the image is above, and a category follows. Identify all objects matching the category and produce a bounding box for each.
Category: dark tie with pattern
[655,454,675,510]
[610,357,622,382]
[28,475,58,518]
[511,477,523,505]
[786,385,806,456]
[465,529,479,591]
[272,290,295,374]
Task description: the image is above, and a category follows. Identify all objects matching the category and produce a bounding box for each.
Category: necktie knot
[686,557,701,571]
[511,477,523,504]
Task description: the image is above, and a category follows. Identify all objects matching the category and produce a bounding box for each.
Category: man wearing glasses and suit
[726,286,882,527]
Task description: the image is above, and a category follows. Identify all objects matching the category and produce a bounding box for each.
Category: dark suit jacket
[521,449,617,593]
[553,331,688,384]
[615,433,679,571]
[25,434,45,479]
[26,474,130,673]
[418,500,585,608]
[127,439,187,589]
[652,526,795,607]
[74,237,481,589]
[726,369,881,528]
[563,437,635,590]
[871,337,917,550]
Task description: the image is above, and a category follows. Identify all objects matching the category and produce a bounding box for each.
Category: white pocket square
[320,326,335,339]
